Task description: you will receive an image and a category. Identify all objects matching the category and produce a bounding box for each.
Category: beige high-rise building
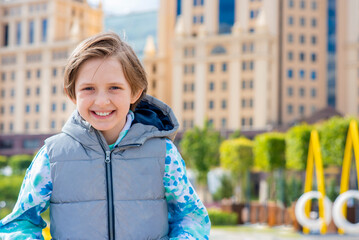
[144,0,348,131]
[0,0,103,134]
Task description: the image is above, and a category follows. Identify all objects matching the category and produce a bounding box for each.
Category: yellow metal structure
[338,120,359,234]
[303,130,327,234]
[42,226,51,240]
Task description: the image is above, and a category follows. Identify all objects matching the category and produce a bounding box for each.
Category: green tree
[0,155,7,169]
[220,137,253,202]
[286,124,313,170]
[212,174,234,202]
[180,120,222,185]
[8,154,33,175]
[254,132,286,201]
[318,117,358,167]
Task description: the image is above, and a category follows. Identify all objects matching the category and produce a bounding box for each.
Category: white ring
[295,191,332,231]
[332,190,359,234]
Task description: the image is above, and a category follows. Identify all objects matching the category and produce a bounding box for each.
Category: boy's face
[72,57,142,143]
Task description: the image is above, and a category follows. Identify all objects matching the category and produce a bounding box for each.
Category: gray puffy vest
[45,95,179,240]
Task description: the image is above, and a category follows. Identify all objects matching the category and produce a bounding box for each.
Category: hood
[61,95,179,150]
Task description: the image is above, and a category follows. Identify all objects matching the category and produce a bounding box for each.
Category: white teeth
[95,111,111,116]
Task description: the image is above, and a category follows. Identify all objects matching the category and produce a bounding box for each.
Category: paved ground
[210,225,359,240]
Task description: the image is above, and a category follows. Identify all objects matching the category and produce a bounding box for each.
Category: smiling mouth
[91,111,115,117]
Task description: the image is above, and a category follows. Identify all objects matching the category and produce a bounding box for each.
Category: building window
[41,18,47,42]
[1,73,5,82]
[311,88,316,98]
[300,17,305,26]
[191,64,195,74]
[288,33,293,43]
[249,117,253,126]
[34,121,39,129]
[250,80,253,88]
[288,0,294,8]
[300,35,305,44]
[36,87,40,95]
[209,100,214,109]
[299,87,305,97]
[0,106,4,114]
[222,63,227,72]
[29,20,34,44]
[222,100,227,109]
[191,83,195,91]
[311,53,317,62]
[35,104,40,112]
[193,16,197,24]
[222,81,227,90]
[51,120,56,129]
[25,104,30,113]
[288,16,294,25]
[299,105,305,115]
[311,18,317,27]
[208,119,214,126]
[311,36,317,45]
[287,104,293,114]
[242,43,247,53]
[52,86,57,94]
[241,99,246,108]
[209,82,215,91]
[200,15,204,23]
[9,122,13,132]
[183,83,187,92]
[241,118,246,126]
[10,105,14,114]
[53,68,57,77]
[183,102,187,110]
[242,62,246,71]
[191,101,195,110]
[11,71,15,80]
[299,69,305,80]
[311,71,317,80]
[27,70,31,79]
[25,122,29,131]
[312,0,317,10]
[16,22,21,45]
[1,89,5,98]
[37,69,41,78]
[299,52,305,61]
[52,103,56,112]
[287,69,293,79]
[11,89,15,97]
[288,87,293,96]
[26,88,31,96]
[209,63,215,72]
[249,61,254,70]
[3,24,9,46]
[249,99,253,108]
[300,0,305,9]
[184,65,188,74]
[242,81,246,89]
[221,118,227,128]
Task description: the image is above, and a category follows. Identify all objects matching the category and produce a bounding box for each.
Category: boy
[0,32,210,239]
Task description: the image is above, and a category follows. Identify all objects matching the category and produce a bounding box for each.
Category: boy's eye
[82,87,94,91]
[110,86,121,90]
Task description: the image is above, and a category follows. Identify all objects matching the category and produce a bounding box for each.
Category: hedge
[208,209,238,226]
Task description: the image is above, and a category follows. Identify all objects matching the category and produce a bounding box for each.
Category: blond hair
[64,32,147,111]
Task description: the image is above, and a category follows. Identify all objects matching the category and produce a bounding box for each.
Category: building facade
[144,0,353,131]
[0,0,103,135]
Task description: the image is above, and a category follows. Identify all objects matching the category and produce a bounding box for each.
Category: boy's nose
[95,93,110,106]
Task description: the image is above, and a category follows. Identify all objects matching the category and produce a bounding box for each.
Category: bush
[286,124,313,170]
[0,155,7,169]
[254,133,286,171]
[8,155,33,175]
[0,175,24,201]
[318,117,358,167]
[208,209,238,226]
[212,174,234,202]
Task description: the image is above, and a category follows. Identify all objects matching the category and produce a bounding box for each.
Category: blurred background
[1,0,359,238]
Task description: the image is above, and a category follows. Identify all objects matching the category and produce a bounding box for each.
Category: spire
[175,16,185,38]
[256,10,268,32]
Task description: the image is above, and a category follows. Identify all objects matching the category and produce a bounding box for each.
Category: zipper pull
[105,151,111,163]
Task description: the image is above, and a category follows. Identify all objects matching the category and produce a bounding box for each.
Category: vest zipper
[94,131,115,240]
[105,150,115,240]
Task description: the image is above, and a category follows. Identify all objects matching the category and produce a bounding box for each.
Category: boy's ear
[131,89,143,104]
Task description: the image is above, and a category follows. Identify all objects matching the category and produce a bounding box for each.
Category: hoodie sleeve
[164,139,211,240]
[0,146,52,239]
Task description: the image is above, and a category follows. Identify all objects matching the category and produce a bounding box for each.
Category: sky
[88,0,159,15]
